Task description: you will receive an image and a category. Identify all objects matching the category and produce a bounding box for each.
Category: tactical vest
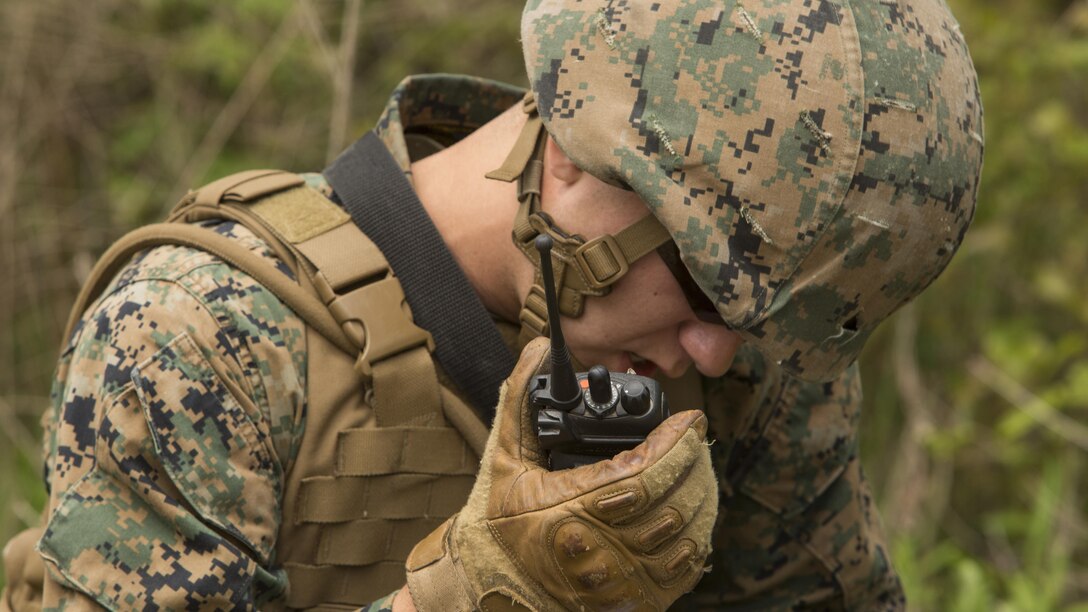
[4,170,490,611]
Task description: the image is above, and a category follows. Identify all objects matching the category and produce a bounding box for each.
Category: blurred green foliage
[857,0,1088,608]
[0,0,1084,608]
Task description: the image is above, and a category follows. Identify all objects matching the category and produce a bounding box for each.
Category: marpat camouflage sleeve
[37,220,307,609]
[681,344,904,610]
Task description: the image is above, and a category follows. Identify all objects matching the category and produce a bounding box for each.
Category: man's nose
[678,320,743,378]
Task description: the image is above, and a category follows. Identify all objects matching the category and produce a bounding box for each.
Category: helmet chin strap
[486,94,672,348]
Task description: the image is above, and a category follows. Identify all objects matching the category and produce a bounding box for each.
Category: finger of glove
[631,449,717,587]
[571,414,709,526]
[545,464,715,612]
[502,410,708,516]
[547,518,658,612]
[490,336,552,465]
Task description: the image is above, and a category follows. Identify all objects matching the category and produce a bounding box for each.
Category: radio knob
[620,380,652,416]
[587,365,613,405]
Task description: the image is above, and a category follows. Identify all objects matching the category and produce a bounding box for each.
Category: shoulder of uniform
[102,218,294,295]
[62,217,307,468]
[65,216,302,369]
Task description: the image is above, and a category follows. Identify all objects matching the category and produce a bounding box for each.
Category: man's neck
[410,105,531,324]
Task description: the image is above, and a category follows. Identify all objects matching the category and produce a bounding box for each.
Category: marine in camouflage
[522,0,984,383]
[18,73,910,610]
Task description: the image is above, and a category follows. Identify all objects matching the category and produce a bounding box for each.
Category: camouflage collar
[373,74,527,176]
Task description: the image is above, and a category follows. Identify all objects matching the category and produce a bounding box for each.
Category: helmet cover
[521,0,984,381]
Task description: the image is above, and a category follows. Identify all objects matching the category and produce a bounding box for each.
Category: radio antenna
[535,235,580,409]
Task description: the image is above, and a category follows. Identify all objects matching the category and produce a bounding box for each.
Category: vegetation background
[0,0,1085,608]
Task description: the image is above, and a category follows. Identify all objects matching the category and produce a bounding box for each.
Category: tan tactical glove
[405,337,717,611]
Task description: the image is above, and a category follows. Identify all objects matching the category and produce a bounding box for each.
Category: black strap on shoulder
[324,131,515,425]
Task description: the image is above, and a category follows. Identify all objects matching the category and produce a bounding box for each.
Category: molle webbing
[298,474,473,523]
[152,169,485,607]
[334,427,478,476]
[315,518,446,567]
[283,564,407,610]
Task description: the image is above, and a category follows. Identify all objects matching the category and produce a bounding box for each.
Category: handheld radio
[530,235,670,470]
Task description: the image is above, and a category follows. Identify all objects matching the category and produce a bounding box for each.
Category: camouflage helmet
[519,0,984,382]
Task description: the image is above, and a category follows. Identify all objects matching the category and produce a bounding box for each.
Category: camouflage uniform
[25,0,982,606]
[27,73,899,610]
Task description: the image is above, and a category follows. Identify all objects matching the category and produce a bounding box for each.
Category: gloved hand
[405,337,717,611]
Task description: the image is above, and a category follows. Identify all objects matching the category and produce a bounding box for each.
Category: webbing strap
[189,169,305,208]
[519,285,549,339]
[293,222,386,293]
[246,189,441,429]
[297,474,474,523]
[570,213,673,291]
[60,223,354,356]
[487,96,674,346]
[484,96,543,183]
[143,171,490,449]
[284,563,405,608]
[325,132,516,424]
[508,122,548,247]
[336,427,476,476]
[367,348,443,427]
[316,518,445,567]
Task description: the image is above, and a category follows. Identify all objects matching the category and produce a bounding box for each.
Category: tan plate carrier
[12,170,490,611]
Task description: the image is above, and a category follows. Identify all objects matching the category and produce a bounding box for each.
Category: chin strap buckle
[573,234,630,291]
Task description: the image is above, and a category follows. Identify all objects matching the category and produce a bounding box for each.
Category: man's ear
[545,136,582,186]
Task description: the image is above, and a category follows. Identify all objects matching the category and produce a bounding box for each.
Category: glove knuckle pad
[589,484,646,522]
[633,507,684,552]
[663,540,696,576]
[644,538,705,589]
[548,518,648,609]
